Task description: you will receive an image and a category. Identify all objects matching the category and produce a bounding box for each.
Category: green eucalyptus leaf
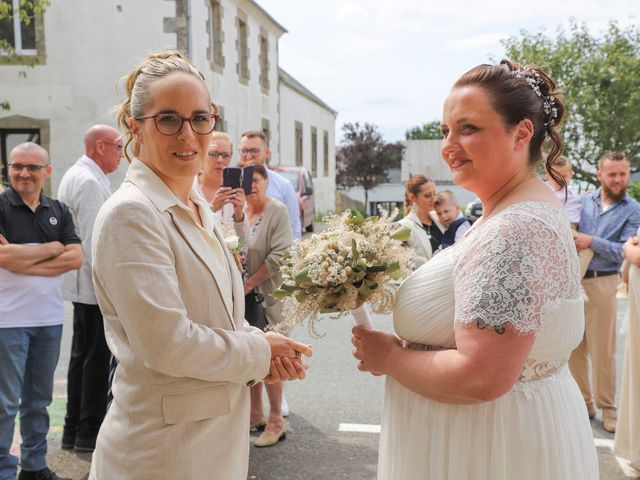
[386,260,401,273]
[352,239,359,261]
[294,267,312,287]
[366,265,387,273]
[390,225,411,241]
[271,289,291,300]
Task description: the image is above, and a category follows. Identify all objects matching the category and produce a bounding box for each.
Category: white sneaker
[281,394,290,417]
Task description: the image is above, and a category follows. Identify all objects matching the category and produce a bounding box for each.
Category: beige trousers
[578,249,594,278]
[569,274,619,409]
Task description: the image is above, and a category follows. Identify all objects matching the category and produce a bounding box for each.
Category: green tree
[405,120,442,140]
[501,20,640,188]
[0,0,49,110]
[336,122,404,214]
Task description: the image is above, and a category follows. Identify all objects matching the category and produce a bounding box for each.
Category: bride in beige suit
[89,51,311,480]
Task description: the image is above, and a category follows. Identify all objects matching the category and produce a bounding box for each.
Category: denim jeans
[0,325,63,480]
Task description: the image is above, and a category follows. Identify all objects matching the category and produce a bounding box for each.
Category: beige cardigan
[246,198,293,326]
[90,159,271,480]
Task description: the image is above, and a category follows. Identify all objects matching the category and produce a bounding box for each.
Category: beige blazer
[246,198,293,326]
[89,159,271,480]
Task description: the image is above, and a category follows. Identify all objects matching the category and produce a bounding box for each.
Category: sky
[259,0,637,143]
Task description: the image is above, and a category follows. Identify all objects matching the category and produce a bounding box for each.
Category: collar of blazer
[125,159,242,331]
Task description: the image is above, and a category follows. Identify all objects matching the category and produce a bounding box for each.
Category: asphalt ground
[7,297,629,479]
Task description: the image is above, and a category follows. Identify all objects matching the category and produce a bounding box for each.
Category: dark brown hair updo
[116,50,215,162]
[403,174,434,215]
[453,59,565,187]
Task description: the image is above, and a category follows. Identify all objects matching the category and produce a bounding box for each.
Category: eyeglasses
[103,141,123,151]
[8,163,48,173]
[134,112,219,136]
[208,151,232,161]
[239,148,261,156]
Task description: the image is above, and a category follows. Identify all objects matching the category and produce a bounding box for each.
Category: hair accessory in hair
[511,69,558,127]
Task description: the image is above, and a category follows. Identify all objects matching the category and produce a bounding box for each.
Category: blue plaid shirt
[578,187,640,271]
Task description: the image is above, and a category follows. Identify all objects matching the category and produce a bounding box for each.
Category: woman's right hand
[210,186,234,212]
[263,332,312,383]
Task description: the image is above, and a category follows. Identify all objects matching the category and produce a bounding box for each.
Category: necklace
[422,223,432,239]
[480,173,537,221]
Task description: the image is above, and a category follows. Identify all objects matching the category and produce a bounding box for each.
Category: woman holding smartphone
[195,131,246,228]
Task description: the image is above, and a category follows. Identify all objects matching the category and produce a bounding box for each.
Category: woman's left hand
[352,326,402,376]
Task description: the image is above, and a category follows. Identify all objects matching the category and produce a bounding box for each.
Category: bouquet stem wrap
[352,305,372,329]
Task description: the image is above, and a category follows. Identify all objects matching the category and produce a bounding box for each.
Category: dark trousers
[63,303,110,446]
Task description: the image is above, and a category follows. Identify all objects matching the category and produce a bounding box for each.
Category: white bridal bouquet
[272,209,414,336]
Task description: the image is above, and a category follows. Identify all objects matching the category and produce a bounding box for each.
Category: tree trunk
[364,189,369,216]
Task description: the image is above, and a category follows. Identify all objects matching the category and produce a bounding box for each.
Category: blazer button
[246,380,256,387]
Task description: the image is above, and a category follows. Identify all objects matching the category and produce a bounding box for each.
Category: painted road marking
[338,423,381,433]
[594,437,640,478]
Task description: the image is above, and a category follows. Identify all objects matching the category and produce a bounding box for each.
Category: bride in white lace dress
[352,60,599,480]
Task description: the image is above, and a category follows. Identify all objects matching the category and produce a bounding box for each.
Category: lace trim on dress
[453,202,581,336]
[518,358,566,382]
[511,363,572,400]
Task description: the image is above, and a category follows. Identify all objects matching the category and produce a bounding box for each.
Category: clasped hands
[263,331,312,384]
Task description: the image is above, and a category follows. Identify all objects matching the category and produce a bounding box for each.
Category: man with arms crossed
[0,142,82,480]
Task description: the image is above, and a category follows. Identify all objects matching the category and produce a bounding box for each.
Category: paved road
[34,299,638,479]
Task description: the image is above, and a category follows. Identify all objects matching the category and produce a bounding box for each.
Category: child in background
[434,190,471,249]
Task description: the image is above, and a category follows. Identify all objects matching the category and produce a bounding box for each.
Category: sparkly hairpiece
[511,69,559,127]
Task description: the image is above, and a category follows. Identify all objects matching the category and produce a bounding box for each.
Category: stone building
[0,0,336,213]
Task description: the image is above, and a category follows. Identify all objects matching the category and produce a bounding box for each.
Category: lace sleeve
[453,208,578,335]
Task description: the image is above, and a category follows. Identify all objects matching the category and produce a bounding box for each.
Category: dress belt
[584,270,618,278]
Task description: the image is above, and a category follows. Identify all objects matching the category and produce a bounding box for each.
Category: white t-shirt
[0,244,65,328]
[547,182,582,224]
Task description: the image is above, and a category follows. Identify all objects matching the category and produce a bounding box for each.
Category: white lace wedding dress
[379,202,598,479]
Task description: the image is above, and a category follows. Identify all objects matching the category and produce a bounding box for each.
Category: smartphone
[222,167,242,189]
[240,165,254,196]
[223,166,254,196]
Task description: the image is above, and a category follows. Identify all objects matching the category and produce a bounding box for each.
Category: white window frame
[4,0,37,55]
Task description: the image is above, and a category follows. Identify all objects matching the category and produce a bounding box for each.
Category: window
[0,0,36,55]
[261,118,271,146]
[1,128,40,185]
[207,0,224,71]
[258,30,269,92]
[295,121,303,167]
[214,105,226,132]
[236,12,249,83]
[323,130,329,177]
[310,127,317,177]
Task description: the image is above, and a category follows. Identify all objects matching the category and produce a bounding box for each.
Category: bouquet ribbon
[352,305,372,329]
